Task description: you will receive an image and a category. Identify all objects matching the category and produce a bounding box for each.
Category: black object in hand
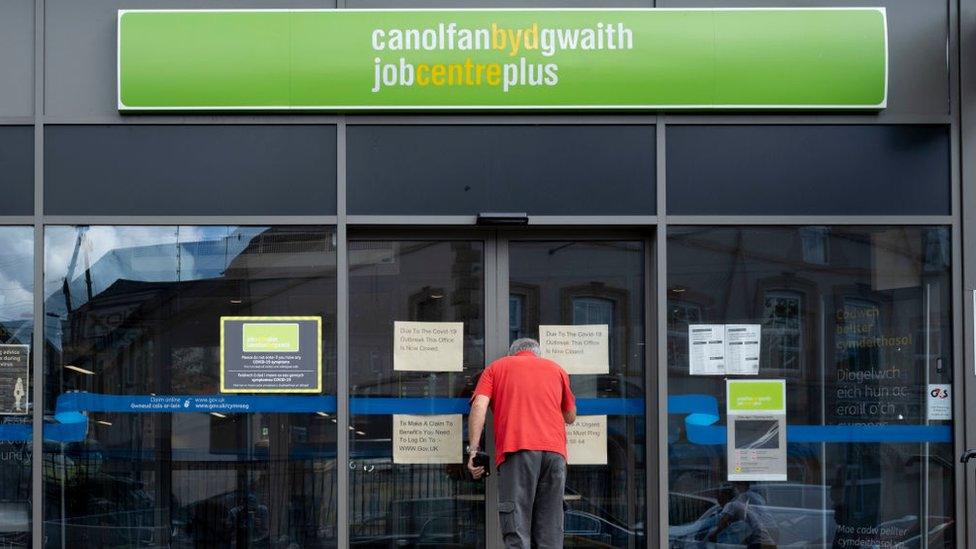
[472,451,491,477]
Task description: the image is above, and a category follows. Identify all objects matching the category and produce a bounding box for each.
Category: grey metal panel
[347,125,656,215]
[0,127,33,215]
[660,0,949,118]
[667,125,950,216]
[0,0,33,117]
[336,118,349,549]
[44,125,337,215]
[959,0,975,541]
[44,0,338,118]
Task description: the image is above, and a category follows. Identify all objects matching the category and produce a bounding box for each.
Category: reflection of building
[42,228,339,547]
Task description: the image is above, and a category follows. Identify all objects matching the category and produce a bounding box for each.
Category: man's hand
[467,451,485,480]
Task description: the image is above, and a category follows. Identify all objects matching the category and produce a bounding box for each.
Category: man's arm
[563,405,577,425]
[559,369,576,424]
[467,394,490,479]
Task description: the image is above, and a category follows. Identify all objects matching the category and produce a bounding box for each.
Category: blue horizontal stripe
[0,392,951,446]
[667,394,952,445]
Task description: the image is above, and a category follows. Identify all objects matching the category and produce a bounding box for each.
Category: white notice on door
[392,414,463,464]
[393,321,464,372]
[539,324,610,375]
[689,325,725,375]
[725,325,761,375]
[566,415,608,465]
[927,384,952,421]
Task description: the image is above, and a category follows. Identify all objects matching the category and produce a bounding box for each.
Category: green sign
[727,380,786,413]
[242,323,301,353]
[117,8,887,111]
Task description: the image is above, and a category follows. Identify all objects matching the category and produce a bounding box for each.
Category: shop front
[0,2,971,548]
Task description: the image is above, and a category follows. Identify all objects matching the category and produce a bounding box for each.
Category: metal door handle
[960,449,976,463]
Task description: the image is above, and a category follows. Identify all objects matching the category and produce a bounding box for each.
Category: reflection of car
[43,440,158,547]
[872,515,954,547]
[350,495,483,548]
[171,490,270,548]
[565,509,641,548]
[669,484,836,548]
[349,494,644,548]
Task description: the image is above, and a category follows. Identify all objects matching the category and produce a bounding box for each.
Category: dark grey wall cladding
[0,0,33,117]
[44,125,337,215]
[44,0,337,118]
[0,127,34,215]
[666,125,950,215]
[347,125,655,215]
[661,0,949,116]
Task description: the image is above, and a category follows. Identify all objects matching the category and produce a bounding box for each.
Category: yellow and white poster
[566,415,608,465]
[540,324,609,375]
[392,414,463,464]
[393,321,464,372]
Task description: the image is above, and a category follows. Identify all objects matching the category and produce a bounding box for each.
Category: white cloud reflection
[43,225,264,315]
[0,227,34,324]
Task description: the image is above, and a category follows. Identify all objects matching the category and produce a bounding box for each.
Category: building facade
[0,0,974,548]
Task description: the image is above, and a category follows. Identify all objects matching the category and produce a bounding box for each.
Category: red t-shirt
[472,350,576,466]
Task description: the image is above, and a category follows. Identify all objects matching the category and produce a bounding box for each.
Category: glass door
[347,232,490,547]
[498,234,649,548]
[345,230,651,548]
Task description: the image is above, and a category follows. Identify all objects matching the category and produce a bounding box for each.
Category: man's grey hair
[509,338,541,357]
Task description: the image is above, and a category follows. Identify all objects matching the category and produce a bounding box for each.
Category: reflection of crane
[61,226,93,314]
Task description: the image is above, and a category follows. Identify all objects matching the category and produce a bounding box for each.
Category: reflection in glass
[348,240,486,547]
[509,240,646,548]
[44,226,337,548]
[0,227,33,548]
[667,226,954,548]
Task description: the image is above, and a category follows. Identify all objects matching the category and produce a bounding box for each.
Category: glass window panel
[43,226,337,548]
[0,227,33,548]
[348,239,486,547]
[666,226,954,548]
[509,240,646,548]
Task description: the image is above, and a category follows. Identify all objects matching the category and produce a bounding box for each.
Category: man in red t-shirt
[467,337,576,548]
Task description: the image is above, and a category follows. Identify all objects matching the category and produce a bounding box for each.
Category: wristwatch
[465,445,480,454]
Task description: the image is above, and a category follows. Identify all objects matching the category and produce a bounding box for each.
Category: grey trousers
[496,450,567,549]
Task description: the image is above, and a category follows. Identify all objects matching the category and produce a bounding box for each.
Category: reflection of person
[467,338,577,548]
[707,482,777,548]
[13,377,24,412]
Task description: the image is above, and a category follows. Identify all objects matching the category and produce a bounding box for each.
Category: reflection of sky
[42,227,265,347]
[0,228,34,343]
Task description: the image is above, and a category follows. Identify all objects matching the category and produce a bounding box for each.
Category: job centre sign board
[117,8,887,112]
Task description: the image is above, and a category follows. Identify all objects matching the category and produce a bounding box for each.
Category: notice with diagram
[727,379,787,481]
[0,345,29,415]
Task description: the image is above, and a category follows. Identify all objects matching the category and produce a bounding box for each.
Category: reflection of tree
[43,227,339,547]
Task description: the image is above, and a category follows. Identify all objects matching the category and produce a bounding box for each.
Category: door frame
[346,226,657,548]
